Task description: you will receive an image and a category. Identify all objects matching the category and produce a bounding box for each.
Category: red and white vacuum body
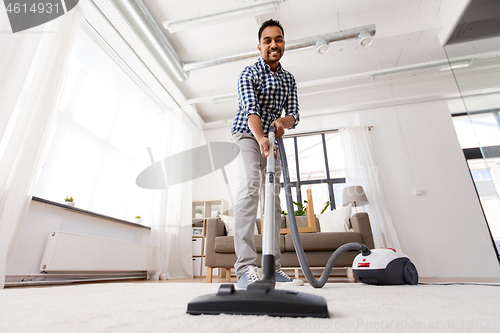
[352,248,418,285]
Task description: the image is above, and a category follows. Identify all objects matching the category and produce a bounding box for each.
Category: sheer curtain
[148,111,194,280]
[339,126,402,252]
[0,6,83,288]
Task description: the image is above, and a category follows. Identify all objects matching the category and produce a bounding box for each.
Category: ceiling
[116,0,465,128]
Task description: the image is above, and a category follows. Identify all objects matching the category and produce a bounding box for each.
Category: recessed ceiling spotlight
[316,38,329,54]
[358,29,373,47]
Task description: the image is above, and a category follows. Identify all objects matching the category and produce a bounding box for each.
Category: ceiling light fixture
[370,59,473,80]
[163,0,280,33]
[316,38,329,54]
[442,60,474,71]
[358,29,373,47]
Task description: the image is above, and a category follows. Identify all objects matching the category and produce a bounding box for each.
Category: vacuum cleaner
[186,126,418,318]
[352,248,418,285]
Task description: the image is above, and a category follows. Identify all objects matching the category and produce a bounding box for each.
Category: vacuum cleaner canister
[352,249,419,285]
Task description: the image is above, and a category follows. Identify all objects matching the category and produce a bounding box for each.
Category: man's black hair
[258,19,284,42]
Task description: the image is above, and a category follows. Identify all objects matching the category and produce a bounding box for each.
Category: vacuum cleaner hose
[277,137,371,288]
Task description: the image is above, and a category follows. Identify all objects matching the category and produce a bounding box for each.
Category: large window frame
[280,130,346,212]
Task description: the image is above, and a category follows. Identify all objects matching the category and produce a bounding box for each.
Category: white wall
[194,101,500,278]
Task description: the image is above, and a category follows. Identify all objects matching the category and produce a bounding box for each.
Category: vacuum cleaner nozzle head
[187,284,329,318]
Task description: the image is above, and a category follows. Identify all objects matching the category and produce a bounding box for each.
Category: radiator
[40,231,149,272]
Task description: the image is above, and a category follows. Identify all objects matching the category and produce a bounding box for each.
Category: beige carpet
[1,282,499,332]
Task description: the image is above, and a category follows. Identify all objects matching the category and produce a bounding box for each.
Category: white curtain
[339,126,402,252]
[0,7,84,288]
[148,112,194,280]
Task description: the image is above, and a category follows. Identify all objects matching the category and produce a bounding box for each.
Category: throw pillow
[220,215,258,236]
[318,204,352,232]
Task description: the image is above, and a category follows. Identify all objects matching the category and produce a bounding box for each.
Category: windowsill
[31,196,151,230]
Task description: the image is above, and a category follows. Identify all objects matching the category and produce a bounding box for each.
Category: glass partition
[445,35,500,258]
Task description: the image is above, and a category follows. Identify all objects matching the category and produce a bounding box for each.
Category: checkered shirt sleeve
[231,57,300,137]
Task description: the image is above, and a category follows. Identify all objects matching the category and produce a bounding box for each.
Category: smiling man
[230,19,302,289]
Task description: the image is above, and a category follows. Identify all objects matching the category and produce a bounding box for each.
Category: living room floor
[6,276,500,289]
[129,276,500,285]
[149,276,357,284]
[6,271,500,289]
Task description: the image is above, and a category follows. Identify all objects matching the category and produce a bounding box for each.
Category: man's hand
[271,119,285,138]
[249,114,277,159]
[271,115,296,138]
[257,136,277,159]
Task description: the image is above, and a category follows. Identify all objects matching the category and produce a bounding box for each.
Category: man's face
[258,26,285,68]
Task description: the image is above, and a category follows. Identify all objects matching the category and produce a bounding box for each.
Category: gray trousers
[232,133,282,278]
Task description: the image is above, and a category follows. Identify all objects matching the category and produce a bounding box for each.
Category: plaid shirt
[231,57,300,137]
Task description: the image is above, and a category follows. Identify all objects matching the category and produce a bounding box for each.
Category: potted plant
[195,208,203,218]
[64,196,75,207]
[134,215,142,224]
[293,200,307,216]
[281,201,308,216]
[282,201,330,216]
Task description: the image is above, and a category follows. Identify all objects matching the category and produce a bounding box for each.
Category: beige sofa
[204,212,374,282]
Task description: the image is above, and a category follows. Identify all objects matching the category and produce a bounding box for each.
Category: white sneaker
[236,266,260,290]
[275,268,304,286]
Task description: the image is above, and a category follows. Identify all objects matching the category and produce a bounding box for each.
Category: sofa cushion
[284,232,362,252]
[214,235,286,253]
[220,215,258,236]
[256,215,286,234]
[318,204,352,232]
[281,215,287,228]
[285,215,307,228]
[285,215,321,231]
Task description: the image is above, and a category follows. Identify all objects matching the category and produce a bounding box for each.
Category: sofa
[204,212,374,282]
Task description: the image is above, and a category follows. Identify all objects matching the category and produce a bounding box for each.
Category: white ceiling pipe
[183,49,261,72]
[183,24,375,72]
[113,0,189,81]
[163,0,281,33]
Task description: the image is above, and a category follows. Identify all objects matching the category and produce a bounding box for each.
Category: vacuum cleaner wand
[260,126,276,285]
[244,127,276,294]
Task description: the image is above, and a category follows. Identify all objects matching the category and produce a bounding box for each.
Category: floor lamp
[342,185,368,213]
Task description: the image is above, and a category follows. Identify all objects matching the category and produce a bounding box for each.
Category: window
[279,132,346,214]
[32,25,172,223]
[453,111,500,149]
[470,166,498,199]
